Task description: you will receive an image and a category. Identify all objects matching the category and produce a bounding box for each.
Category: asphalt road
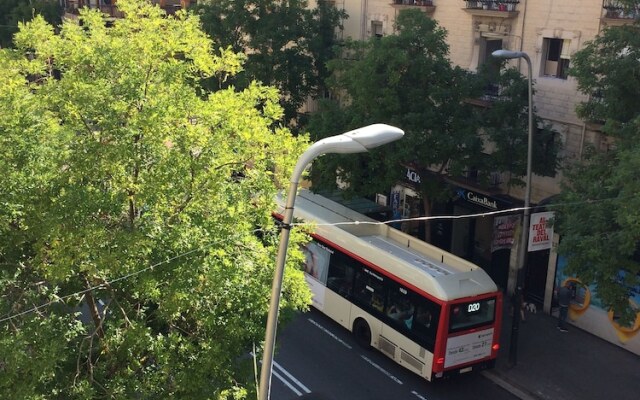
[271,308,518,400]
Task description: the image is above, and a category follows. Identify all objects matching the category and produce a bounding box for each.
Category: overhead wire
[0,244,211,324]
[0,195,621,325]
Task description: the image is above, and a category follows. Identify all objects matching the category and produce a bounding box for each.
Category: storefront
[389,166,520,292]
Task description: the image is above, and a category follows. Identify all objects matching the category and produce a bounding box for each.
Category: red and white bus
[278,190,503,380]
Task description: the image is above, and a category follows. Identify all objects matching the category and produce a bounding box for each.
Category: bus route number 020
[467,302,481,313]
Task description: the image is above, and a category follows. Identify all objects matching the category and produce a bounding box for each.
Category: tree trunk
[84,277,105,339]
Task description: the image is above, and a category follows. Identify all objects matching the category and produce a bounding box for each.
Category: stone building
[308,0,637,314]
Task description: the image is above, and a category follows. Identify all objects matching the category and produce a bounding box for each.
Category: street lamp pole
[492,49,533,367]
[258,124,404,400]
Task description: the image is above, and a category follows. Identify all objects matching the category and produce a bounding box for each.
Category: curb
[481,370,540,400]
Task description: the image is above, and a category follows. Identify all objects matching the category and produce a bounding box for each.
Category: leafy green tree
[0,0,62,48]
[554,23,640,325]
[0,1,311,398]
[306,9,559,240]
[478,65,561,186]
[197,0,346,129]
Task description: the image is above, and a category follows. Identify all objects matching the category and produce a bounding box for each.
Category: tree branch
[83,276,105,340]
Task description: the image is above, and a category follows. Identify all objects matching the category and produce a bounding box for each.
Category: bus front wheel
[353,318,371,349]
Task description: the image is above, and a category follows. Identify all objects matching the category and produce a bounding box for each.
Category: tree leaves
[0,1,311,397]
[197,0,346,128]
[556,25,640,324]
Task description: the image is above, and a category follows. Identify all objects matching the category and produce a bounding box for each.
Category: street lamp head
[344,123,405,150]
[313,123,404,155]
[492,49,527,60]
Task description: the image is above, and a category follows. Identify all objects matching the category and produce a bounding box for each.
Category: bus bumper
[433,359,496,379]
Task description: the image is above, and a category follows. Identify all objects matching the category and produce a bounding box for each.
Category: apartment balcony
[602,0,639,27]
[391,0,436,14]
[465,86,501,108]
[464,0,519,18]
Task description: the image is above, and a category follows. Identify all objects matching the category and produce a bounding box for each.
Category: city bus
[276,189,503,380]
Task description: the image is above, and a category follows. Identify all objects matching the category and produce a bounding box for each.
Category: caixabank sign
[456,188,498,210]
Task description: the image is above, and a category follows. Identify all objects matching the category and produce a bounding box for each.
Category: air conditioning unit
[544,60,559,77]
[376,194,388,206]
[465,167,479,182]
[490,171,503,187]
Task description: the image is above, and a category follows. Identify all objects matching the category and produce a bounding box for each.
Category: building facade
[311,0,640,355]
[310,0,635,308]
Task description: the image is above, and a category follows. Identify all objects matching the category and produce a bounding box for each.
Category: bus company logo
[477,331,493,339]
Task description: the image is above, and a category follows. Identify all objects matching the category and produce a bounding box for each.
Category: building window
[543,38,571,79]
[478,38,503,98]
[372,20,383,38]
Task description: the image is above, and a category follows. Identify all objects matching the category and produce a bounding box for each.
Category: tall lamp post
[492,49,533,367]
[258,124,404,400]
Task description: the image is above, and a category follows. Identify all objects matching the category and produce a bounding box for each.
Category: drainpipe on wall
[517,0,529,72]
[579,123,587,159]
[361,0,368,41]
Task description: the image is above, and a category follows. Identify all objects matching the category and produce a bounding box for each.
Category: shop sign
[528,211,554,252]
[391,190,401,212]
[457,188,498,210]
[491,215,520,252]
[405,167,421,184]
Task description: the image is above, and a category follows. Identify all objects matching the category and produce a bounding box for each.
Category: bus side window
[371,293,384,312]
[353,271,372,305]
[412,300,440,350]
[386,287,415,330]
[353,270,386,315]
[327,261,354,298]
[415,307,433,329]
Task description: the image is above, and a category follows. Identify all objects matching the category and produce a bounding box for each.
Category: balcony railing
[465,0,519,12]
[603,0,640,19]
[392,0,434,6]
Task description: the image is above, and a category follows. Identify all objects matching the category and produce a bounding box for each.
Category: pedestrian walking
[557,282,571,332]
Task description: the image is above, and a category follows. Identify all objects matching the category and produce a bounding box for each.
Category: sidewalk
[482,307,640,400]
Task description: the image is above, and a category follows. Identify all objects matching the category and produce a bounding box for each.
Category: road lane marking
[307,318,353,349]
[411,390,430,400]
[360,355,403,385]
[250,353,311,397]
[272,368,303,396]
[273,361,311,394]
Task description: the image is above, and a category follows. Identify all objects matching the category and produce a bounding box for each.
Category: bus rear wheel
[353,318,371,349]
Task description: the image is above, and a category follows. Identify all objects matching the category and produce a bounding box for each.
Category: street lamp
[258,124,404,400]
[492,49,533,367]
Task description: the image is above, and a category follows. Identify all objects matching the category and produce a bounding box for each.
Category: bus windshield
[449,298,497,333]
